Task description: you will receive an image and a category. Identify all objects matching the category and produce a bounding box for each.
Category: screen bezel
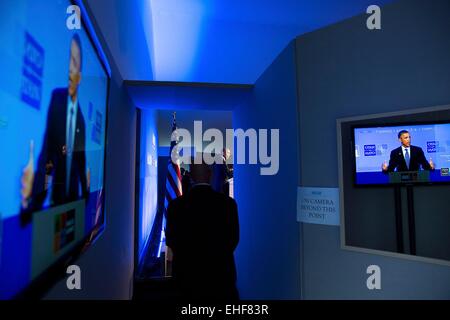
[351,119,450,187]
[12,0,110,299]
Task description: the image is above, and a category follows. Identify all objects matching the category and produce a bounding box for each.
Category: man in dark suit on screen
[382,130,435,172]
[166,157,239,301]
[20,34,89,224]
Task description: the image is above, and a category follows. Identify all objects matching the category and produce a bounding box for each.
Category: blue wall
[137,109,158,263]
[296,0,450,299]
[234,41,301,299]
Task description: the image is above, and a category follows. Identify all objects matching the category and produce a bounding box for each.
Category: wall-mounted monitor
[353,122,450,186]
[0,0,109,298]
[339,107,450,265]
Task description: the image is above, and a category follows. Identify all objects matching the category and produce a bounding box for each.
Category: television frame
[337,104,450,267]
[12,0,111,299]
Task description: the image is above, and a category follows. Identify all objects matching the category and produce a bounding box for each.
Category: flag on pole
[164,112,183,212]
[158,112,183,273]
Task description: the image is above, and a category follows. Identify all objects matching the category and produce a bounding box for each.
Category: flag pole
[164,111,177,277]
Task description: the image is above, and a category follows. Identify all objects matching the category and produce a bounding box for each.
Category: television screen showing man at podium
[353,122,450,185]
[0,0,109,299]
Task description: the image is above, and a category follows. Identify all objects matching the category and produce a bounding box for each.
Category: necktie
[67,107,74,193]
[404,148,410,169]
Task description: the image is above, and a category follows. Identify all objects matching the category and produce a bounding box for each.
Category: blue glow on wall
[150,0,207,81]
[84,0,155,80]
[138,109,159,262]
[147,0,394,84]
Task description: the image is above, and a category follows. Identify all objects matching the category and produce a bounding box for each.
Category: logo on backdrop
[21,32,44,110]
[427,141,437,153]
[363,144,388,157]
[364,144,376,156]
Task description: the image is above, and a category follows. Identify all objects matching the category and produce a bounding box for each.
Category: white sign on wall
[297,187,340,226]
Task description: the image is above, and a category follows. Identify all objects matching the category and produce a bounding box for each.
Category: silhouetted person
[166,157,239,301]
[212,148,233,195]
[180,167,192,195]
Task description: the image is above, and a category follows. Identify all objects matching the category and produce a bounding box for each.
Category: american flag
[158,112,183,261]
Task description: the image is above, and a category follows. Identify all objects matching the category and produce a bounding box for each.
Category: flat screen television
[353,121,450,186]
[0,0,109,298]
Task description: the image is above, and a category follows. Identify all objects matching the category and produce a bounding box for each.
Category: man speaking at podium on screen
[20,34,90,225]
[381,130,435,173]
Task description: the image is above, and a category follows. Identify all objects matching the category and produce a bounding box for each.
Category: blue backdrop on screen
[0,0,108,298]
[354,123,450,185]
